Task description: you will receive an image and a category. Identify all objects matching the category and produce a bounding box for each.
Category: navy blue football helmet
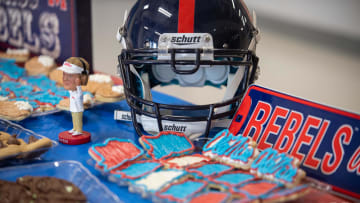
[117,0,260,139]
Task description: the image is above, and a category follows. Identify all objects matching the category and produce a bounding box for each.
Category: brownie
[0,176,87,203]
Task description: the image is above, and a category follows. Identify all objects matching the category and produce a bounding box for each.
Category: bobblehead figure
[58,57,91,145]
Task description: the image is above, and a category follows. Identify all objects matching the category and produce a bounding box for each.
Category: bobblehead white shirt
[69,86,84,112]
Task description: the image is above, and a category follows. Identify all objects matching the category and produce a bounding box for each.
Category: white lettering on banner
[8,8,23,47]
[39,12,60,58]
[22,9,40,52]
[0,0,39,10]
[0,7,8,41]
[0,5,60,58]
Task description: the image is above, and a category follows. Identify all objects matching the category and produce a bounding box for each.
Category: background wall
[91,0,360,113]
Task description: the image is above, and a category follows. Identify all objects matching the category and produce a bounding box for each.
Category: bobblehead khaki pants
[71,112,83,133]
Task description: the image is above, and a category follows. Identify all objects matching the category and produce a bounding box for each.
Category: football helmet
[117,0,260,139]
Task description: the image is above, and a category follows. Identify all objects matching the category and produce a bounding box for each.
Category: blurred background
[91,0,360,113]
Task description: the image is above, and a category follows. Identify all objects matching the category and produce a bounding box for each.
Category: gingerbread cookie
[0,48,30,62]
[95,85,125,103]
[24,55,56,76]
[0,101,33,121]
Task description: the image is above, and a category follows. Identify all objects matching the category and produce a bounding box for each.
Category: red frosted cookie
[139,131,194,160]
[88,138,144,171]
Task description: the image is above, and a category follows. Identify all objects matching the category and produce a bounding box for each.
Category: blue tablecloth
[15,91,190,203]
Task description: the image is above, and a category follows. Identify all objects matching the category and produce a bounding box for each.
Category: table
[12,91,350,203]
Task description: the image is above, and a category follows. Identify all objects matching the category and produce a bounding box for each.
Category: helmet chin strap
[114,110,231,140]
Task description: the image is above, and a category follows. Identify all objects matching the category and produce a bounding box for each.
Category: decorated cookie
[203,129,259,170]
[110,160,163,180]
[0,59,26,81]
[0,101,33,121]
[24,55,56,76]
[95,85,125,102]
[161,154,211,169]
[88,138,144,171]
[187,191,232,203]
[156,178,208,202]
[231,180,281,200]
[209,171,256,188]
[139,131,194,160]
[250,148,306,188]
[185,162,234,178]
[20,75,56,91]
[128,169,187,195]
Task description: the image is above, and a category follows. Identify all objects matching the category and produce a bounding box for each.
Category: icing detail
[251,148,301,186]
[140,131,194,160]
[231,180,281,199]
[89,74,112,83]
[112,85,124,94]
[90,138,144,171]
[156,179,207,202]
[38,55,55,67]
[111,160,163,179]
[14,101,33,112]
[0,62,25,79]
[162,154,210,169]
[203,129,258,169]
[188,191,230,203]
[211,171,255,187]
[132,169,185,192]
[186,162,233,177]
[21,75,56,89]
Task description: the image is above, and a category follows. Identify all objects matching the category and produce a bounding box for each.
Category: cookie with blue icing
[203,129,259,170]
[110,160,163,181]
[155,178,208,202]
[0,61,25,81]
[209,171,256,188]
[139,131,194,160]
[20,75,56,91]
[250,148,306,188]
[185,162,234,178]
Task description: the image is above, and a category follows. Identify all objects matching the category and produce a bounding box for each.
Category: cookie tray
[0,160,122,203]
[0,118,57,164]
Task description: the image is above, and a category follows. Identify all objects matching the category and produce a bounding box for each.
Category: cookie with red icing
[88,138,144,171]
[139,131,194,160]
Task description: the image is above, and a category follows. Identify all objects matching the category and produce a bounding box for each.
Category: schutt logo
[171,35,201,45]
